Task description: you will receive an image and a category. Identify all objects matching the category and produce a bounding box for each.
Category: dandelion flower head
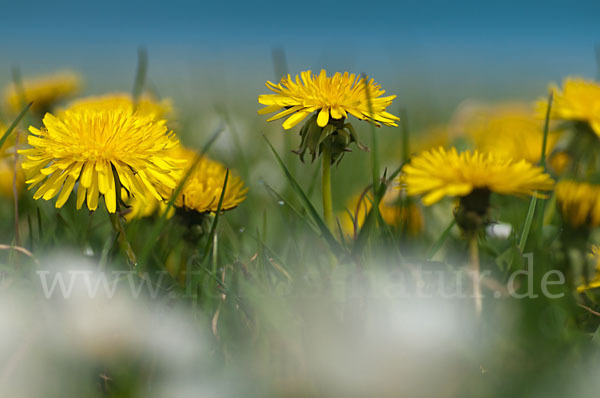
[20,105,182,213]
[258,69,399,130]
[402,147,554,206]
[170,147,248,214]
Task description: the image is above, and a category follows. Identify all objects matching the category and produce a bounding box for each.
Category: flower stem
[109,168,138,269]
[469,235,482,318]
[321,145,334,231]
[109,210,138,269]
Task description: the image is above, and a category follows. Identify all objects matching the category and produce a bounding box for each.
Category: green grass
[1,58,600,398]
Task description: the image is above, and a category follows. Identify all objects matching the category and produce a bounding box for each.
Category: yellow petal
[282,110,311,130]
[55,175,76,208]
[77,184,87,209]
[86,171,99,211]
[104,169,117,213]
[317,108,329,127]
[80,161,94,188]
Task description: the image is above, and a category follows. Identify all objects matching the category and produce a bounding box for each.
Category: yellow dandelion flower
[555,180,600,228]
[122,189,174,221]
[122,147,247,218]
[171,147,247,213]
[537,77,600,137]
[402,147,554,206]
[339,188,424,239]
[4,71,81,114]
[19,107,182,213]
[64,92,173,120]
[467,105,561,165]
[258,69,399,130]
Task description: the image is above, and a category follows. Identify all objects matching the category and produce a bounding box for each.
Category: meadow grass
[1,54,600,397]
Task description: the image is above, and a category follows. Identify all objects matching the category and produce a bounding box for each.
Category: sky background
[0,0,598,125]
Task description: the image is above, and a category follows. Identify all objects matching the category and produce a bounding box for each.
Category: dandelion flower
[122,189,174,221]
[123,147,246,218]
[4,71,81,114]
[402,147,554,232]
[537,77,600,137]
[466,105,562,165]
[555,180,600,228]
[65,93,173,120]
[259,70,398,228]
[171,147,247,213]
[259,69,399,130]
[19,107,182,213]
[403,147,554,206]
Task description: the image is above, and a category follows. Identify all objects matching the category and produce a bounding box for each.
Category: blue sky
[0,0,598,114]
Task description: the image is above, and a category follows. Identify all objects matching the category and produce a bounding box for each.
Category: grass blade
[263,135,344,257]
[536,91,553,235]
[138,127,223,268]
[0,102,32,149]
[132,47,148,103]
[518,195,537,252]
[427,219,456,260]
[263,183,320,234]
[351,161,407,257]
[202,169,229,260]
[361,73,381,199]
[271,47,289,81]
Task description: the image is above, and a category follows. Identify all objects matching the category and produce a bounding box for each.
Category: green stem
[321,145,334,231]
[109,168,138,269]
[109,211,138,269]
